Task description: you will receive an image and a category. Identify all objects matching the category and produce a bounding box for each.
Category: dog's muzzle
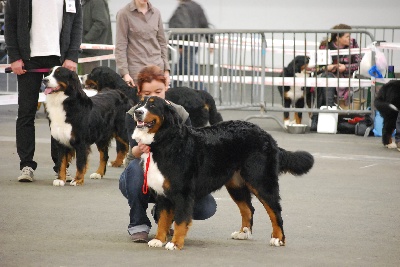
[134,109,156,129]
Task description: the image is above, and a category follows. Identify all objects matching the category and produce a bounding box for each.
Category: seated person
[119,65,217,242]
[310,24,362,130]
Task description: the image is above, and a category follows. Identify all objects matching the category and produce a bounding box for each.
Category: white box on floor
[317,106,338,134]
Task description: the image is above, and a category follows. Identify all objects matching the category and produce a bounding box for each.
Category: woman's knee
[193,194,217,220]
[121,159,145,199]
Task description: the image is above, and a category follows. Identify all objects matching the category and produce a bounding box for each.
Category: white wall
[108,0,400,32]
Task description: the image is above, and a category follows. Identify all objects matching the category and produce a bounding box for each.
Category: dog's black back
[166,87,223,127]
[86,66,139,105]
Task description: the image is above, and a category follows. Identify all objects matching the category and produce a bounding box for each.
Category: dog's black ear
[70,71,83,91]
[286,59,295,76]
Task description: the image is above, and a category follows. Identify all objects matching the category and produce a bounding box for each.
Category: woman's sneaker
[18,166,34,182]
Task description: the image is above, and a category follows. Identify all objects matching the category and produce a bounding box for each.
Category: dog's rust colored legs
[73,162,88,185]
[225,178,254,240]
[72,146,89,186]
[154,209,174,243]
[294,112,302,124]
[249,185,285,246]
[95,149,107,177]
[58,155,68,182]
[260,200,285,246]
[111,137,128,167]
[169,220,192,250]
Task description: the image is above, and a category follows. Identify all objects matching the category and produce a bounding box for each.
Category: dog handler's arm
[62,59,77,72]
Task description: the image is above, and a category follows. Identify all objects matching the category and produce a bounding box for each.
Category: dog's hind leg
[110,136,129,167]
[249,184,285,247]
[225,174,255,240]
[90,144,109,179]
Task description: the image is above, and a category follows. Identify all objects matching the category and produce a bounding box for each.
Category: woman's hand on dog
[62,59,77,72]
[132,142,150,157]
[123,74,135,87]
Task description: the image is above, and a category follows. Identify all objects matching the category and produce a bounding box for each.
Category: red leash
[142,150,151,194]
[5,67,52,73]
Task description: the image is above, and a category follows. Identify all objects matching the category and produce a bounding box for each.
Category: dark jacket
[4,0,83,63]
[81,0,112,57]
[169,0,213,43]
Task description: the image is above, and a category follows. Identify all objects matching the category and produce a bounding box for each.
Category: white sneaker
[18,166,34,182]
[54,168,73,182]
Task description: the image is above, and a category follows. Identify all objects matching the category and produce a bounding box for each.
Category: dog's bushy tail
[197,90,223,125]
[279,148,314,176]
[374,97,398,117]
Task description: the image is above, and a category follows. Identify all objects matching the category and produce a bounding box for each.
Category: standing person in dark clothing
[79,0,113,75]
[169,0,213,91]
[5,0,83,182]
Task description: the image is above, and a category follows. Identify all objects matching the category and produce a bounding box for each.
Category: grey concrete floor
[0,104,399,267]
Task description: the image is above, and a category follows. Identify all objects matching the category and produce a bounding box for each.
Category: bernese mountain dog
[374,80,400,149]
[84,66,223,127]
[42,67,130,186]
[278,55,312,127]
[131,96,314,250]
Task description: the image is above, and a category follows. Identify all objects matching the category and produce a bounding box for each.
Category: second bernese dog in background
[43,67,130,186]
[84,66,223,128]
[131,96,314,250]
[374,80,400,150]
[278,55,312,127]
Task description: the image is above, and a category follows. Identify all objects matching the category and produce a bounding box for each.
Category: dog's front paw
[270,237,284,247]
[90,173,102,179]
[231,227,252,240]
[53,179,65,186]
[148,239,163,248]
[165,242,177,250]
[386,142,397,149]
[109,160,123,167]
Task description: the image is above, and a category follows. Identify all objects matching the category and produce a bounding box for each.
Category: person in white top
[5,0,83,182]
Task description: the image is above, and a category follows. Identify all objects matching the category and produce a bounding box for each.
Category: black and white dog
[131,96,314,250]
[43,67,130,186]
[278,55,312,127]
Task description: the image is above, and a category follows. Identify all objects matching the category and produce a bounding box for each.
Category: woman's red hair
[136,65,166,91]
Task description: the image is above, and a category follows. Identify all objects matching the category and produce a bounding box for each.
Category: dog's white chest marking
[142,152,165,196]
[45,93,73,147]
[287,73,308,102]
[132,128,155,145]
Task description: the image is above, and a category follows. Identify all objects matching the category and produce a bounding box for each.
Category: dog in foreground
[278,55,312,127]
[374,80,400,150]
[43,67,130,186]
[132,96,314,250]
[85,66,223,127]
